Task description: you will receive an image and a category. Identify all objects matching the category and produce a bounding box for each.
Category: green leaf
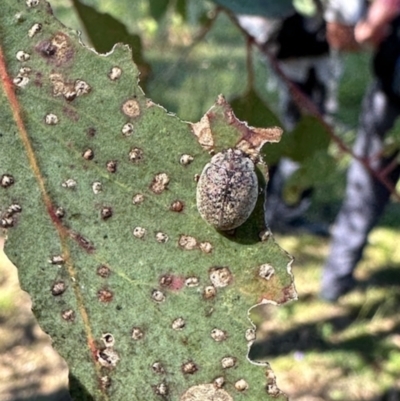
[72,0,151,86]
[287,115,330,162]
[0,1,295,400]
[175,0,187,21]
[283,150,338,204]
[149,0,170,21]
[230,89,283,166]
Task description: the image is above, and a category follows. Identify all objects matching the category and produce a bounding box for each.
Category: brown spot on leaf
[154,382,169,396]
[221,356,236,369]
[96,348,119,368]
[16,50,30,61]
[26,0,40,8]
[106,160,117,173]
[62,106,79,121]
[108,67,122,81]
[203,286,216,300]
[55,206,65,219]
[266,369,284,396]
[100,376,111,390]
[259,229,271,242]
[180,154,194,165]
[97,265,111,278]
[92,182,102,194]
[48,255,64,265]
[180,384,232,401]
[102,333,115,348]
[181,361,198,375]
[28,23,42,38]
[133,226,146,239]
[50,73,90,102]
[170,200,184,212]
[61,178,76,189]
[185,277,199,287]
[159,274,173,288]
[36,32,74,66]
[128,147,144,163]
[131,327,144,340]
[82,148,94,160]
[5,204,22,216]
[132,193,144,205]
[122,98,140,118]
[150,173,169,194]
[245,328,256,342]
[209,267,232,288]
[98,288,113,302]
[172,317,185,330]
[87,127,96,137]
[152,362,165,374]
[199,242,213,254]
[122,123,134,136]
[69,231,95,253]
[51,281,67,296]
[45,113,58,125]
[259,263,275,280]
[210,328,227,342]
[151,289,165,303]
[214,377,225,389]
[178,235,198,250]
[34,72,43,87]
[101,207,113,220]
[61,309,75,322]
[1,174,15,188]
[234,379,248,392]
[155,231,168,243]
[0,217,14,228]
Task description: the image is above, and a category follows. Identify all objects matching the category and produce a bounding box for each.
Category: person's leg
[321,82,400,301]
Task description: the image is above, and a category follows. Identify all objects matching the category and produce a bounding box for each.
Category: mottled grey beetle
[196,148,258,231]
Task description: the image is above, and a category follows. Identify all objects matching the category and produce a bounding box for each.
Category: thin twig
[245,36,254,91]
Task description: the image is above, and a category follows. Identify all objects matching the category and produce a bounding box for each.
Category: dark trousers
[321,81,400,297]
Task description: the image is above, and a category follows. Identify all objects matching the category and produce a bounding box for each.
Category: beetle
[196,148,258,231]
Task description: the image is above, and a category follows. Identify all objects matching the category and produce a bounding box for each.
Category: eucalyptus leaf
[0,1,296,400]
[149,0,170,21]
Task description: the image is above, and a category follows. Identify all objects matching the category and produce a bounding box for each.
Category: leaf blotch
[61,309,75,322]
[70,231,95,253]
[51,281,67,296]
[180,384,232,401]
[122,98,140,118]
[87,127,96,137]
[0,174,15,188]
[159,274,184,291]
[106,160,117,173]
[150,173,169,194]
[36,32,74,65]
[98,288,113,303]
[97,265,111,278]
[170,200,184,212]
[100,207,113,220]
[181,361,198,375]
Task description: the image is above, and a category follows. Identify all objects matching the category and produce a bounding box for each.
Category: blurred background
[1,0,400,400]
